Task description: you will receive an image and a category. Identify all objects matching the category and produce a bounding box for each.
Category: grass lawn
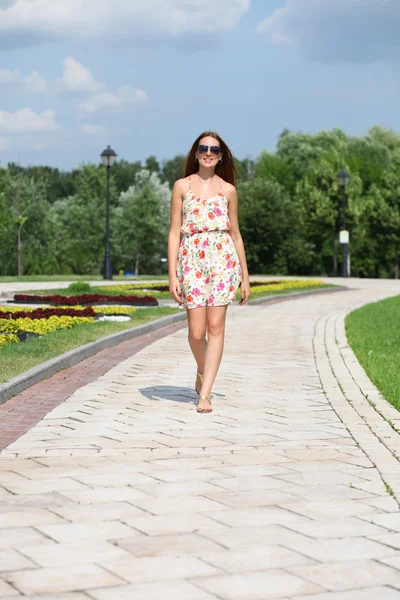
[248,283,336,300]
[21,281,338,301]
[0,307,180,384]
[0,275,169,283]
[346,295,400,411]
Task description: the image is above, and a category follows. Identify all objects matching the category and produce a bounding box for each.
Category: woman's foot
[197,395,212,413]
[195,370,204,395]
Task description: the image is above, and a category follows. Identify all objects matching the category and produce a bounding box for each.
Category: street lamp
[100,145,117,280]
[337,169,350,278]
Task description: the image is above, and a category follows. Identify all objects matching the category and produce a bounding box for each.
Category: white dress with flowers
[177,177,242,310]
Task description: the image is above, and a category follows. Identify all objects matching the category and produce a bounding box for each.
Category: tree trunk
[333,235,337,276]
[135,254,139,277]
[17,225,23,276]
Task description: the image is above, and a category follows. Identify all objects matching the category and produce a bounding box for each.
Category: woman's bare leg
[186,306,207,392]
[200,305,228,408]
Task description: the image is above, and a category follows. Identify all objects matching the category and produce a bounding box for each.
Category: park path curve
[1,279,400,599]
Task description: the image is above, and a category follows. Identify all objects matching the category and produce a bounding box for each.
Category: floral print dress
[177,176,242,309]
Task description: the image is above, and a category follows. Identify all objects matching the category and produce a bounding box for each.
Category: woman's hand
[169,276,182,305]
[239,279,251,305]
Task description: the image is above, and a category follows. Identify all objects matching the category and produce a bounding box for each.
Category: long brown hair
[184,131,236,186]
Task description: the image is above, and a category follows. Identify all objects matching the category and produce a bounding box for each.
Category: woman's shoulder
[221,180,236,196]
[173,177,190,192]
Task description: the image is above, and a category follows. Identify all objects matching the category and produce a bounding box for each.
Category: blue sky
[0,0,398,170]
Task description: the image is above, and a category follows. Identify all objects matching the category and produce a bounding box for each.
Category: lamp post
[337,169,350,278]
[100,145,117,280]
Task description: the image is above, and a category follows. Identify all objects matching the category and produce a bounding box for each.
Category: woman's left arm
[227,185,251,305]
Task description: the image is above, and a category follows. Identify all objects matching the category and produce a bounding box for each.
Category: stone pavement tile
[88,581,218,600]
[0,492,76,513]
[285,536,397,562]
[288,559,400,591]
[0,578,19,597]
[0,477,90,496]
[0,548,36,571]
[208,475,291,492]
[18,540,131,568]
[370,533,400,551]
[117,532,226,558]
[381,557,400,571]
[122,513,230,537]
[201,524,316,550]
[204,546,316,573]
[97,554,222,584]
[59,486,153,505]
[193,569,324,599]
[278,499,378,520]
[361,496,400,512]
[49,501,148,522]
[282,516,391,538]
[0,595,91,600]
[203,488,301,509]
[2,565,124,595]
[0,527,55,550]
[36,521,139,543]
[362,514,400,533]
[129,494,229,515]
[0,509,65,529]
[292,586,400,600]
[204,506,311,529]
[134,480,226,498]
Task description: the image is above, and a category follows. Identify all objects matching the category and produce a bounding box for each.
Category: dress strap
[188,176,192,192]
[219,177,223,193]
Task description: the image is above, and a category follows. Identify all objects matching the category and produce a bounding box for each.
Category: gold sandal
[195,370,204,395]
[197,395,212,414]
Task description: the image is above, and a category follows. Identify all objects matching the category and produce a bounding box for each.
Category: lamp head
[337,169,350,188]
[101,145,117,167]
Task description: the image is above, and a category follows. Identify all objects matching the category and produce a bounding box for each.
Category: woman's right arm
[168,180,183,304]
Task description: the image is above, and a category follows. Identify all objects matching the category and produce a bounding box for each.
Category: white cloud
[77,86,147,117]
[24,69,46,93]
[0,108,61,134]
[80,123,106,135]
[61,57,103,93]
[257,0,400,64]
[0,67,46,93]
[0,0,249,48]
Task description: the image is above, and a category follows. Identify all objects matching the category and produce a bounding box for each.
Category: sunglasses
[197,144,221,156]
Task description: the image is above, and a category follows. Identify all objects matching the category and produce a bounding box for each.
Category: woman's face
[195,136,222,169]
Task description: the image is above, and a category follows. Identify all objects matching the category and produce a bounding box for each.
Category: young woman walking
[168,131,250,413]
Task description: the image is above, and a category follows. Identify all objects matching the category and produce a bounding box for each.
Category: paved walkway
[1,279,400,599]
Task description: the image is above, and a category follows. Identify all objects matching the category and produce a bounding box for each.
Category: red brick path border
[0,320,187,452]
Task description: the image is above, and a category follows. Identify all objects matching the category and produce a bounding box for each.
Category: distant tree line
[0,125,399,278]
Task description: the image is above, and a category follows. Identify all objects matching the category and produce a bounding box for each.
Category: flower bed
[250,280,324,294]
[0,307,96,320]
[0,304,139,347]
[13,293,158,307]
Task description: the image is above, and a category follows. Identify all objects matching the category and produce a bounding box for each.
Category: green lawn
[0,275,168,283]
[0,307,180,383]
[20,282,338,301]
[346,295,400,411]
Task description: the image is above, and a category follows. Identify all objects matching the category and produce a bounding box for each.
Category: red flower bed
[0,307,96,320]
[13,294,158,307]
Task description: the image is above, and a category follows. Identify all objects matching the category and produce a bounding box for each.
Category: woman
[168,131,250,413]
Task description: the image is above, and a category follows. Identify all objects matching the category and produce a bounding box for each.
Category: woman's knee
[207,320,225,338]
[188,329,206,344]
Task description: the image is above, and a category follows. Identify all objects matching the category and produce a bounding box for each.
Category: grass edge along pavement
[0,282,345,407]
[346,294,400,412]
[0,306,179,384]
[0,308,185,406]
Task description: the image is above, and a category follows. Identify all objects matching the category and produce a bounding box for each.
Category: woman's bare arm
[168,179,184,304]
[226,184,251,305]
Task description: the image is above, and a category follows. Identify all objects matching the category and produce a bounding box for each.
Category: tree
[161,155,186,188]
[115,169,170,275]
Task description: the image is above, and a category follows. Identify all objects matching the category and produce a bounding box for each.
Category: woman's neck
[196,166,216,181]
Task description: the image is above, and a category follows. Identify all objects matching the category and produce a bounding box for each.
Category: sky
[0,0,399,171]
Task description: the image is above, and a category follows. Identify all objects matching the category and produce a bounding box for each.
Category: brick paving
[0,321,186,452]
[0,279,400,599]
